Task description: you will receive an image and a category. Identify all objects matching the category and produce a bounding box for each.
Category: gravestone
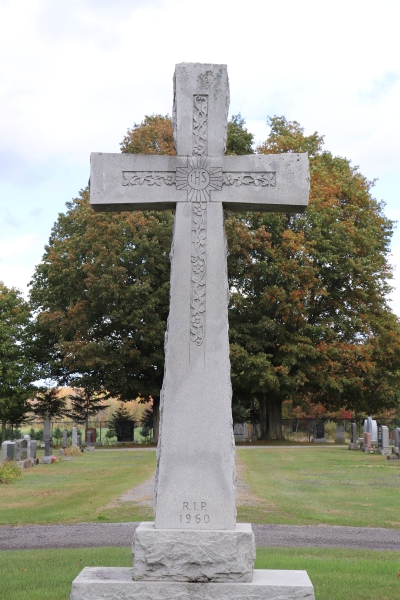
[379,425,390,455]
[44,438,51,457]
[62,430,68,449]
[233,423,247,442]
[116,420,135,442]
[348,422,359,450]
[363,431,372,452]
[71,62,314,600]
[29,440,37,459]
[394,428,399,453]
[41,412,52,449]
[335,425,345,444]
[364,416,377,446]
[2,441,15,462]
[86,430,95,451]
[313,422,326,443]
[85,427,96,444]
[72,427,78,447]
[14,439,22,461]
[77,434,82,446]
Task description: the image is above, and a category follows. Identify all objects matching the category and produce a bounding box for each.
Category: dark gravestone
[378,426,383,449]
[348,422,359,450]
[86,427,97,444]
[116,420,135,443]
[44,438,51,457]
[313,422,326,443]
[7,442,15,461]
[87,431,92,445]
[21,439,28,459]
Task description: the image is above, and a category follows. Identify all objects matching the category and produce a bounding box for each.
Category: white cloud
[0,0,399,312]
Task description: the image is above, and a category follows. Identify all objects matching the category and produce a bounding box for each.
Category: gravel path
[1,522,399,551]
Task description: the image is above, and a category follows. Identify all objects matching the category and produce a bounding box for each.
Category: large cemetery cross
[90,63,309,530]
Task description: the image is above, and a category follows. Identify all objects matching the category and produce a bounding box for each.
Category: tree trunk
[152,396,160,443]
[259,398,267,439]
[1,419,6,443]
[266,398,283,439]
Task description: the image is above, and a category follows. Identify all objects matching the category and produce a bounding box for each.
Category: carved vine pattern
[193,95,208,156]
[122,171,276,188]
[190,201,207,346]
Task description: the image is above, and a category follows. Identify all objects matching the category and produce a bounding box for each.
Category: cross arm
[90,153,187,212]
[218,153,309,213]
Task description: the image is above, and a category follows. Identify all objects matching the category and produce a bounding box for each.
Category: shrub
[0,461,22,484]
[324,420,337,440]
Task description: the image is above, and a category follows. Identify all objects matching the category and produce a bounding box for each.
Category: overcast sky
[1,0,399,314]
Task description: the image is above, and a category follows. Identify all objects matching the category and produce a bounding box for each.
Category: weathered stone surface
[132,523,255,582]
[42,456,52,464]
[72,427,77,446]
[62,430,68,448]
[1,441,14,462]
[70,568,315,600]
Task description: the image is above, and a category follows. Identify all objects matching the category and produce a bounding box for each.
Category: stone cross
[90,63,309,531]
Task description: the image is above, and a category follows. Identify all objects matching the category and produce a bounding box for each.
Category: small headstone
[72,427,78,447]
[363,431,372,452]
[348,422,359,450]
[62,430,68,449]
[59,448,65,456]
[335,425,345,444]
[41,456,52,464]
[85,427,96,444]
[28,440,37,459]
[77,434,82,446]
[233,423,247,442]
[2,441,15,462]
[364,417,377,445]
[394,427,400,453]
[14,440,22,461]
[21,438,28,459]
[313,422,326,443]
[44,438,51,457]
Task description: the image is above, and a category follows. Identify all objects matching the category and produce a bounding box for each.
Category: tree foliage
[67,388,109,425]
[30,388,68,421]
[29,114,400,441]
[227,116,400,437]
[0,283,35,442]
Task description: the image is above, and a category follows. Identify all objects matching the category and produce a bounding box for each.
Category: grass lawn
[1,447,400,528]
[0,546,399,600]
[237,447,400,528]
[0,450,155,526]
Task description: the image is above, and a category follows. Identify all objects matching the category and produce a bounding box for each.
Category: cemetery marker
[71,62,314,600]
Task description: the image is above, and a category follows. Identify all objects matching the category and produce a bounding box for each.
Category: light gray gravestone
[233,423,247,442]
[14,439,22,461]
[348,422,359,450]
[62,430,68,448]
[364,416,377,446]
[71,63,314,600]
[29,440,37,459]
[72,427,78,447]
[335,425,345,444]
[77,434,82,446]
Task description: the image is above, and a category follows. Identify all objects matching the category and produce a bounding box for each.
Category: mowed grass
[0,450,155,526]
[2,447,400,528]
[0,546,399,600]
[237,447,400,528]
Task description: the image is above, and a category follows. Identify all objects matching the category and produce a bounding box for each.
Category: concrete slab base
[133,522,255,582]
[70,568,315,599]
[348,443,359,450]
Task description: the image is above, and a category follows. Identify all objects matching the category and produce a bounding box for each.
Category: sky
[0,0,399,314]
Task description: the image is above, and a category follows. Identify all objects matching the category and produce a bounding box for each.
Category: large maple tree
[29,114,400,440]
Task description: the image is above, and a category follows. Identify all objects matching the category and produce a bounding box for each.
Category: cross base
[70,567,315,599]
[133,522,255,582]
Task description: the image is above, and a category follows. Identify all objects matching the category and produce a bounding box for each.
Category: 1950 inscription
[180,501,210,524]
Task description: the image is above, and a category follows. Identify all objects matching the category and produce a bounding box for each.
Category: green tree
[225,114,254,156]
[0,283,35,442]
[66,388,109,427]
[30,388,68,421]
[227,116,400,438]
